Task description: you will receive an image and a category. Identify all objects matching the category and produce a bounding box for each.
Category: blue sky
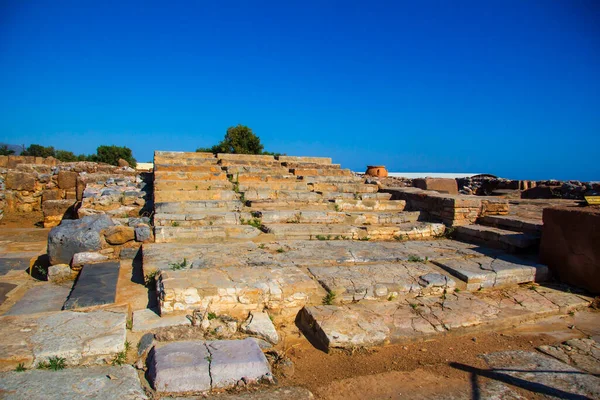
[1,1,598,180]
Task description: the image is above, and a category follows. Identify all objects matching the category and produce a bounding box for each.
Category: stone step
[277,155,332,165]
[154,150,216,160]
[291,168,353,177]
[226,165,290,175]
[297,286,591,350]
[281,162,341,169]
[154,225,262,243]
[157,266,323,318]
[154,171,229,181]
[365,222,446,240]
[154,164,223,172]
[154,189,237,202]
[155,200,244,214]
[5,284,71,315]
[154,211,253,226]
[335,199,407,212]
[478,215,543,235]
[308,263,457,303]
[0,365,145,399]
[148,339,271,394]
[253,210,422,225]
[432,254,550,290]
[218,159,283,167]
[246,199,334,211]
[311,183,378,193]
[455,224,540,253]
[153,157,219,166]
[238,182,310,191]
[217,153,275,162]
[301,175,365,183]
[234,174,300,183]
[244,189,322,202]
[154,180,234,191]
[0,309,127,371]
[63,261,121,309]
[360,192,392,200]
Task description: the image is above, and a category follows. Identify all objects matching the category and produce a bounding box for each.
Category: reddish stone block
[413,178,458,195]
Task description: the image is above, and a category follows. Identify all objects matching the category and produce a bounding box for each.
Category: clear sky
[1,1,599,181]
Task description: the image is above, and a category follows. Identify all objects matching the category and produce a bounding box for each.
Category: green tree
[54,150,79,162]
[0,145,15,156]
[90,145,137,168]
[22,144,55,158]
[197,125,265,155]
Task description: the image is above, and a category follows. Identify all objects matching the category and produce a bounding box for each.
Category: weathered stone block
[241,311,279,344]
[48,263,76,282]
[540,207,600,294]
[104,225,135,245]
[6,171,36,191]
[413,178,458,194]
[58,170,78,189]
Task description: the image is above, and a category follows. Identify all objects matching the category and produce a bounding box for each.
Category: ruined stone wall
[0,154,143,226]
[382,187,509,226]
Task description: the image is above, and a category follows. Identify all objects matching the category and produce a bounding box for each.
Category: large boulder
[47,215,115,265]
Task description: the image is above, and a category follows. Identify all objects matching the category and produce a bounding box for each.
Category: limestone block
[57,170,78,190]
[104,225,135,245]
[71,251,109,268]
[0,155,7,167]
[208,338,272,389]
[241,311,279,344]
[6,171,35,191]
[47,263,76,282]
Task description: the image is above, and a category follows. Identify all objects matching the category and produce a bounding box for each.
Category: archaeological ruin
[0,151,598,399]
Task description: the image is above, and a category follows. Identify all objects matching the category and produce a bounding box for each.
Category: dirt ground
[0,211,44,228]
[274,311,599,399]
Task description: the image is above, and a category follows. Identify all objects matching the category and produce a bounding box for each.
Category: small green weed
[409,303,419,310]
[407,255,424,262]
[276,248,286,253]
[169,258,189,270]
[35,265,47,276]
[322,290,336,305]
[126,317,133,330]
[15,363,26,372]
[171,221,180,227]
[257,244,266,249]
[205,355,213,362]
[37,356,66,371]
[112,350,127,366]
[316,235,328,241]
[358,237,370,241]
[241,217,262,229]
[388,294,397,301]
[454,288,461,293]
[144,270,159,288]
[125,340,131,351]
[334,204,341,212]
[207,312,217,320]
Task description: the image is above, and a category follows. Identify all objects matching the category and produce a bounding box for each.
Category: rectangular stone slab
[0,282,17,306]
[207,338,271,389]
[0,257,31,276]
[0,365,147,400]
[308,263,456,302]
[6,284,71,315]
[0,309,126,371]
[63,261,120,309]
[298,286,590,351]
[432,255,549,290]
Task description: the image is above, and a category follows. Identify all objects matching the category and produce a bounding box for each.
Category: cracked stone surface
[432,255,550,290]
[538,338,600,374]
[482,350,600,399]
[0,309,126,371]
[298,286,590,350]
[149,338,271,394]
[157,266,323,319]
[308,263,456,302]
[0,365,147,399]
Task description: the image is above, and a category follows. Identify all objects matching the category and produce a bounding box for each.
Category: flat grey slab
[64,261,120,309]
[537,338,600,375]
[0,310,126,371]
[0,365,147,399]
[432,255,549,290]
[0,257,30,275]
[0,282,17,306]
[6,284,71,316]
[149,341,212,394]
[132,308,191,332]
[208,338,271,389]
[482,350,600,399]
[149,338,271,394]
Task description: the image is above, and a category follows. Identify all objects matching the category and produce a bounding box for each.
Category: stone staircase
[454,214,543,253]
[153,151,443,243]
